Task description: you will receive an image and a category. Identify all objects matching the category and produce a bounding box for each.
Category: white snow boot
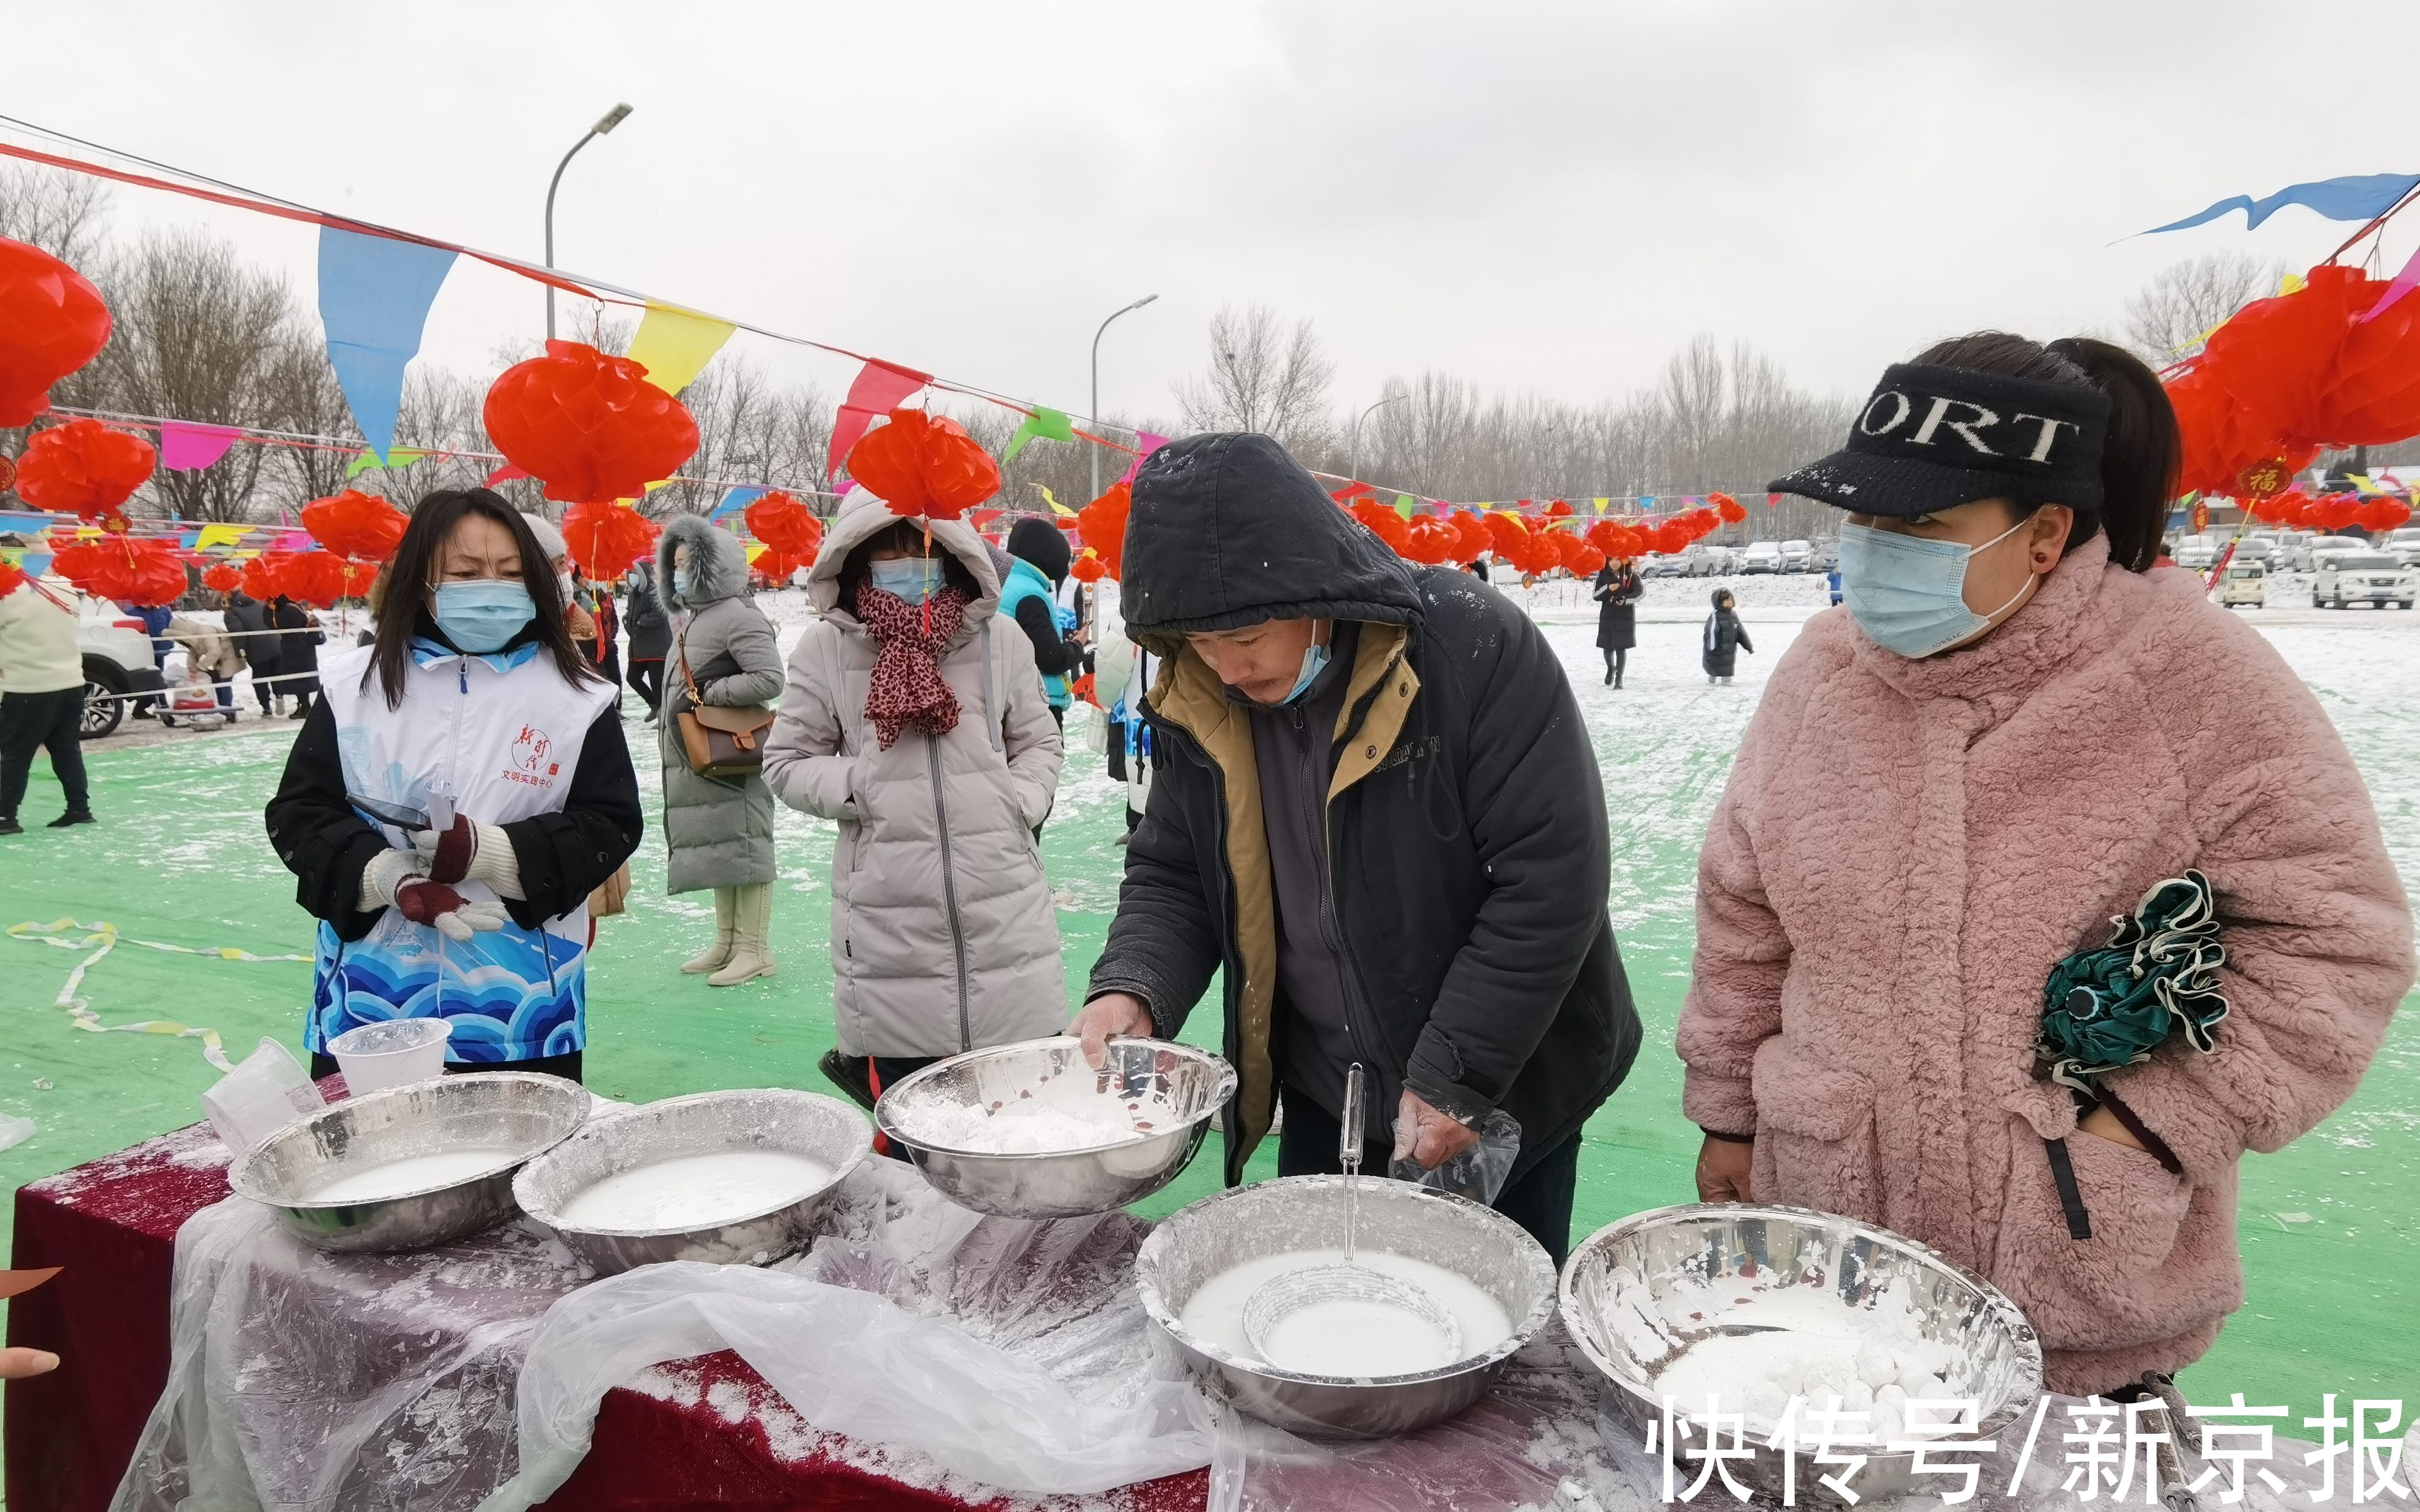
[709,883,776,987]
[681,886,737,974]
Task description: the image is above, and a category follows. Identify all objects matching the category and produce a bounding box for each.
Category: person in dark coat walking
[1592,559,1642,687]
[1702,587,1752,684]
[224,592,284,715]
[623,560,671,721]
[272,596,323,717]
[1067,433,1642,1264]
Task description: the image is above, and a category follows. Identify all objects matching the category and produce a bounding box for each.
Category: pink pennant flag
[826,359,932,479]
[1434,500,1453,517]
[2361,242,2420,323]
[158,422,243,472]
[485,462,529,486]
[1116,430,1172,486]
[274,530,311,551]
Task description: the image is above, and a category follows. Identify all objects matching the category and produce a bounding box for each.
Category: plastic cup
[201,1038,327,1156]
[328,1019,453,1096]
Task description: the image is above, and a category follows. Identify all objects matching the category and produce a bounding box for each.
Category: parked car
[1698,544,1742,575]
[2312,553,2417,609]
[70,590,168,739]
[1639,551,1690,578]
[2173,533,2222,570]
[1740,541,1784,575]
[1814,539,1840,571]
[2229,539,2277,570]
[2217,562,2267,609]
[2293,535,2375,571]
[1780,539,1815,573]
[2382,527,2420,569]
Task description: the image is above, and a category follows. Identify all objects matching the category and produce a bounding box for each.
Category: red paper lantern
[279,550,350,609]
[13,418,156,521]
[1572,543,1607,576]
[1545,499,1574,518]
[482,340,701,504]
[1347,500,1410,555]
[744,490,824,560]
[1713,493,1748,524]
[0,561,24,599]
[0,238,112,428]
[1448,512,1494,561]
[301,488,408,563]
[845,410,1000,522]
[201,561,243,593]
[1484,512,1531,561]
[54,536,186,607]
[1075,482,1132,580]
[2312,493,2363,532]
[560,500,662,580]
[1069,551,1107,584]
[241,554,283,600]
[340,559,381,599]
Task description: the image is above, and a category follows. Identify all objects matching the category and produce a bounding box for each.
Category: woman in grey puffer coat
[762,491,1064,1099]
[657,513,785,985]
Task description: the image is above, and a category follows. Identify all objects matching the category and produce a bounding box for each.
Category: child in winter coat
[1701,588,1751,684]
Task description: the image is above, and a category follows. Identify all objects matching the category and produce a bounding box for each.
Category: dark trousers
[1276,1087,1586,1268]
[250,664,281,711]
[819,1052,941,1160]
[1602,648,1627,684]
[1,689,90,820]
[627,659,663,712]
[308,1048,584,1085]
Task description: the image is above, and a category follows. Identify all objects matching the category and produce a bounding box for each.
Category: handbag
[677,627,777,777]
[587,861,632,919]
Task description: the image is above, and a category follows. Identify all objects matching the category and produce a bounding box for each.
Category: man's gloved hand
[393,879,509,943]
[413,816,523,899]
[360,848,427,912]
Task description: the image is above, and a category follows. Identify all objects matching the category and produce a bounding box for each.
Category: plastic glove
[393,879,509,943]
[413,816,523,899]
[359,848,428,913]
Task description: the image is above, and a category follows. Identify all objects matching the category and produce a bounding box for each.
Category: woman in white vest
[266,490,643,1082]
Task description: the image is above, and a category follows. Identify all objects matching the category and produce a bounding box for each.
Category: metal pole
[543,104,634,340]
[1351,394,1409,480]
[1090,294,1159,498]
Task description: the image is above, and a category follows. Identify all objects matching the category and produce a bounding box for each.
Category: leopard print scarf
[856,578,970,748]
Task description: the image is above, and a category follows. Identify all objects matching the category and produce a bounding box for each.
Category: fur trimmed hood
[657,513,751,612]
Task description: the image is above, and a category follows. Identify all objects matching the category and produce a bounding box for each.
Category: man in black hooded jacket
[1071,433,1639,1261]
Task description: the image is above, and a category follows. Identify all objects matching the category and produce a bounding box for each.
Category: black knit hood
[1119,432,1424,638]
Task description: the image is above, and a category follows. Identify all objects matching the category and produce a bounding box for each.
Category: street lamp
[544,103,635,339]
[1090,294,1159,498]
[1349,393,1410,479]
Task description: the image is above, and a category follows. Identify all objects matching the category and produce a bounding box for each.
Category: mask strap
[1974,516,2045,622]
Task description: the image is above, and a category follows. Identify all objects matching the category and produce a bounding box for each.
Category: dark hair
[838,519,980,603]
[363,488,597,709]
[1910,332,2178,573]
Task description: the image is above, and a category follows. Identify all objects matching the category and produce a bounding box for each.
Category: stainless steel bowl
[1561,1203,2043,1506]
[1135,1174,1558,1438]
[514,1088,872,1275]
[875,1036,1235,1219]
[226,1072,591,1254]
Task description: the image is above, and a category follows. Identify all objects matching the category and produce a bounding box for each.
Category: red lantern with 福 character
[482,340,700,504]
[845,409,1000,523]
[0,237,112,428]
[13,418,156,522]
[301,488,408,563]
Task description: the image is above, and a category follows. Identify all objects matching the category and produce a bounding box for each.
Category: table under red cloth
[6,1113,1210,1512]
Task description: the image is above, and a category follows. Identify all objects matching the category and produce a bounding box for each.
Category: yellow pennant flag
[744,542,769,564]
[1035,484,1076,517]
[1591,498,1610,512]
[196,524,248,549]
[2279,271,2307,297]
[625,302,737,398]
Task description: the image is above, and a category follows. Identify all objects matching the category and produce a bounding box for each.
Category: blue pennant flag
[318,227,457,466]
[2146,173,2420,234]
[710,486,768,522]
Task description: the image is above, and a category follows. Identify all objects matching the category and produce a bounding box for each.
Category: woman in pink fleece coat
[1679,332,2412,1397]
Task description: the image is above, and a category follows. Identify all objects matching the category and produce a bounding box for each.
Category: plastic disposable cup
[328,1019,453,1096]
[201,1038,327,1156]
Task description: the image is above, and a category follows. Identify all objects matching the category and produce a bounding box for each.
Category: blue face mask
[1837,517,2036,658]
[432,580,535,654]
[1279,637,1331,704]
[868,556,945,605]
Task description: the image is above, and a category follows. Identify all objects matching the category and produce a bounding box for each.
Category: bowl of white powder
[875,1036,1235,1218]
[1134,1174,1558,1438]
[515,1088,873,1274]
[228,1071,592,1254]
[1561,1203,2043,1506]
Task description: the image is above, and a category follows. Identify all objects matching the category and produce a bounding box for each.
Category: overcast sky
[6,0,2414,440]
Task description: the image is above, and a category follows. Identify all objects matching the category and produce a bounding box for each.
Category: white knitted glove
[392,878,510,943]
[359,848,427,913]
[413,817,524,900]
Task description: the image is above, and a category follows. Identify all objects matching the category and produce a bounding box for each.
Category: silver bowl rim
[513,1085,873,1239]
[226,1070,590,1210]
[1557,1200,2046,1438]
[1136,1173,1560,1388]
[874,1035,1237,1158]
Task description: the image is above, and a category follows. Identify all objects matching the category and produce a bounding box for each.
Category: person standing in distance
[1068,433,1641,1264]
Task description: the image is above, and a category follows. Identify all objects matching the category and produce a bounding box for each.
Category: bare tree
[1175,304,1337,450]
[2124,251,2283,364]
[0,163,110,268]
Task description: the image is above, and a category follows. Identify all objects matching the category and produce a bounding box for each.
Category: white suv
[72,592,168,738]
[2312,554,2418,610]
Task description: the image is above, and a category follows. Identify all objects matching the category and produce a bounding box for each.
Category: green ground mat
[1,619,2412,1471]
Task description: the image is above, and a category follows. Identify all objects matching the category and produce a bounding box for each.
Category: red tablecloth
[6,1112,1210,1512]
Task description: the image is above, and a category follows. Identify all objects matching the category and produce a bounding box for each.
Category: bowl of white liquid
[877,1037,1235,1218]
[515,1088,872,1274]
[1562,1203,2043,1508]
[1134,1174,1557,1438]
[228,1072,592,1254]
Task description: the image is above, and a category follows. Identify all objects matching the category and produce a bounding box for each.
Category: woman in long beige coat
[762,491,1065,1106]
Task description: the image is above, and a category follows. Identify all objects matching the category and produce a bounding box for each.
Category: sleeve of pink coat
[2107,636,2414,1186]
[1676,662,1807,1137]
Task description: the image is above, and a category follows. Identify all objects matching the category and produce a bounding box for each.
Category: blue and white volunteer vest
[996,558,1076,708]
[308,638,618,1062]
